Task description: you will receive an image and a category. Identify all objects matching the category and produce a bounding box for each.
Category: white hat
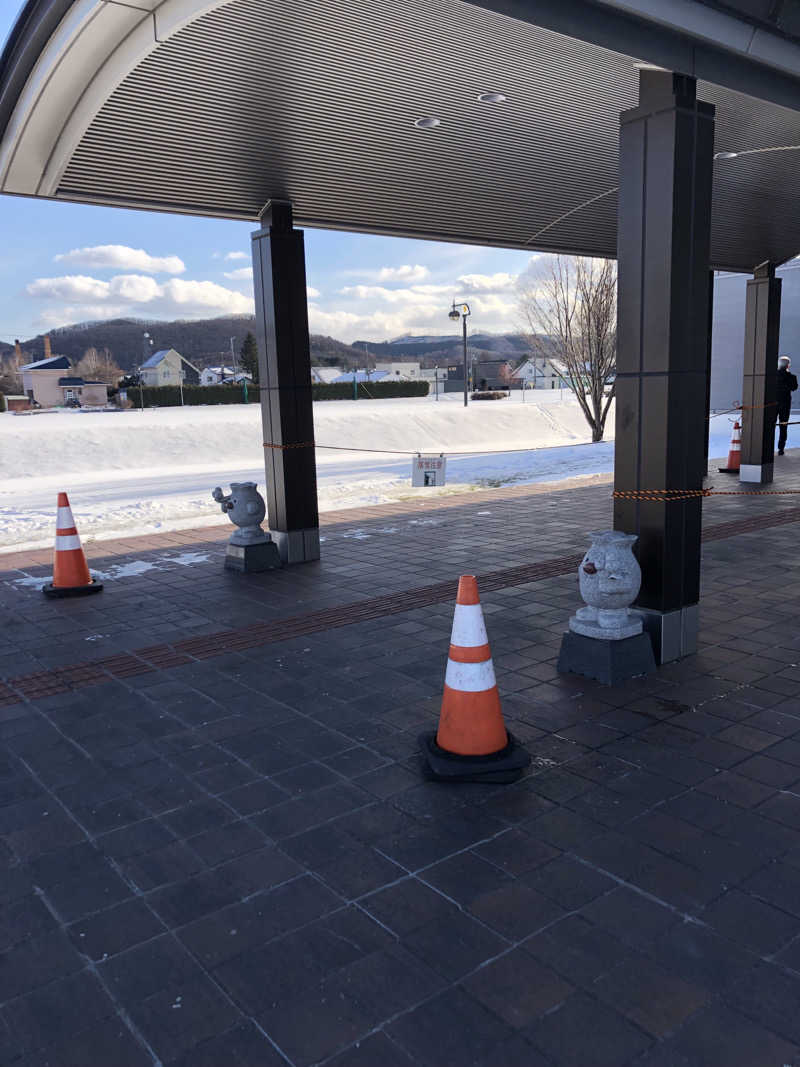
[779,355,791,365]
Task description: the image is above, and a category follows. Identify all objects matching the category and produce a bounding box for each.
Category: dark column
[704,270,714,474]
[614,71,715,664]
[251,200,320,564]
[739,261,781,485]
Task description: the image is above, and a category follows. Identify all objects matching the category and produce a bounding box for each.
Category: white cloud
[376,264,429,282]
[339,284,451,305]
[108,274,161,302]
[26,275,110,302]
[225,251,248,261]
[26,272,253,322]
[456,272,517,293]
[223,267,254,281]
[307,286,321,299]
[54,245,185,274]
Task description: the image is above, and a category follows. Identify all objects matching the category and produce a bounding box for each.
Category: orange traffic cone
[718,420,741,473]
[419,575,530,783]
[42,493,103,598]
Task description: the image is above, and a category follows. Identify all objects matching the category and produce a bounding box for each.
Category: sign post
[411,454,447,487]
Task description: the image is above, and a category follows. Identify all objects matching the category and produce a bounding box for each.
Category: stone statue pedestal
[558,631,655,686]
[225,539,282,573]
[212,481,282,573]
[557,530,656,684]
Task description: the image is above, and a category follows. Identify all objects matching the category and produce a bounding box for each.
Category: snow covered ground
[0,391,737,552]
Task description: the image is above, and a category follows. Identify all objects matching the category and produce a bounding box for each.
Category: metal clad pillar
[251,200,320,564]
[739,261,781,485]
[704,269,714,473]
[614,71,715,664]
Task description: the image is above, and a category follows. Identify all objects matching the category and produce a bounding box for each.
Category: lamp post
[448,301,471,408]
[140,331,153,412]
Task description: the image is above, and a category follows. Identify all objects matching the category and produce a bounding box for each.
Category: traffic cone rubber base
[418,729,531,784]
[42,578,103,599]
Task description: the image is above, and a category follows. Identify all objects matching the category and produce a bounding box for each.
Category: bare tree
[0,348,24,395]
[517,255,617,442]
[75,346,122,385]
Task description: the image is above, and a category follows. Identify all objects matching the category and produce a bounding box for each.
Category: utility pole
[229,336,238,379]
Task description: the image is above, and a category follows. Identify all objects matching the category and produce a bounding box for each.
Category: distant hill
[1,318,534,374]
[353,332,530,365]
[0,317,367,373]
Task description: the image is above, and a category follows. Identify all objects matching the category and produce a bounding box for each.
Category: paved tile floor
[3,461,800,1064]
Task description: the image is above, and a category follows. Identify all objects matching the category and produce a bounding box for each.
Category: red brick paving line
[0,505,798,709]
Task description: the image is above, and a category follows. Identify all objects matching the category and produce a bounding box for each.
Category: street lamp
[448,301,471,408]
[140,331,153,412]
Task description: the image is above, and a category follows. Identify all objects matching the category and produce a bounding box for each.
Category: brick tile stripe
[0,506,795,708]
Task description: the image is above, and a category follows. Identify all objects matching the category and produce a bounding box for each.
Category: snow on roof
[141,349,170,368]
[331,370,388,383]
[20,355,71,371]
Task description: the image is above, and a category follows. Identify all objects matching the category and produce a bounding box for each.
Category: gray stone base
[639,605,699,664]
[272,528,321,564]
[557,631,656,686]
[739,462,774,485]
[225,540,282,573]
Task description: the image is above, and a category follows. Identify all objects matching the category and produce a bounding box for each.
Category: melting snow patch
[342,530,370,540]
[165,552,211,567]
[477,511,492,516]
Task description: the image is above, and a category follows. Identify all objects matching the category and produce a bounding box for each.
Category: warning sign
[411,454,447,487]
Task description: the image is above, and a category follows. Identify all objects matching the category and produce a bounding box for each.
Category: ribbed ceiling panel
[60,0,800,269]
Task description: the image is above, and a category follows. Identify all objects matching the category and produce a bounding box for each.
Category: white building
[140,348,200,387]
[310,366,343,384]
[512,357,567,390]
[374,361,421,380]
[200,366,252,386]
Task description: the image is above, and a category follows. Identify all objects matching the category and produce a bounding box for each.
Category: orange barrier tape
[614,487,800,501]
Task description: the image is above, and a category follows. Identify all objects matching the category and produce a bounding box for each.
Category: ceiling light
[414,117,440,129]
[714,151,739,160]
[478,92,506,104]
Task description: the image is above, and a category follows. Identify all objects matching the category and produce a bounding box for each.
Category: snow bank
[0,392,604,481]
[0,396,737,553]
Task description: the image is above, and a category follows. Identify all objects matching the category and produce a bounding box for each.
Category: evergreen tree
[240,332,259,383]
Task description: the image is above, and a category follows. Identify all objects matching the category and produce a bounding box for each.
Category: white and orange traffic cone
[42,492,103,599]
[718,420,741,473]
[419,575,530,783]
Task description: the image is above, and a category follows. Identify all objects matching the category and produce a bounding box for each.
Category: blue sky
[0,4,535,346]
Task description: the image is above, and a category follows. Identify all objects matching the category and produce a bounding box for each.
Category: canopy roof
[2,0,800,270]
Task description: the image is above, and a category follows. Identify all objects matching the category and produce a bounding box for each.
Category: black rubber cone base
[718,465,740,473]
[42,579,103,599]
[419,730,531,784]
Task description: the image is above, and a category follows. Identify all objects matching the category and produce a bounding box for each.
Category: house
[374,361,421,379]
[200,366,252,386]
[20,347,110,407]
[57,377,109,406]
[512,357,567,390]
[140,348,200,387]
[310,366,342,384]
[21,354,72,406]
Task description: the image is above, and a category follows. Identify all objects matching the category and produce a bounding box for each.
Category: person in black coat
[776,355,798,455]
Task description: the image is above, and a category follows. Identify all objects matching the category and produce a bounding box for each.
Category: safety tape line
[614,487,800,501]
